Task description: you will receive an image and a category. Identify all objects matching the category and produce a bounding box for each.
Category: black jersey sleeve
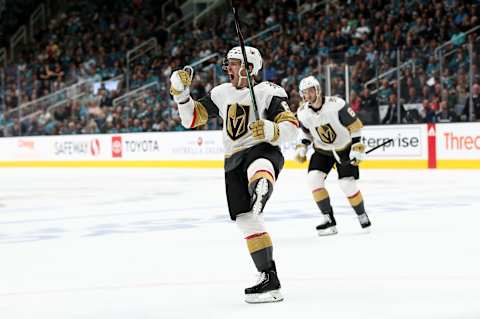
[338,104,357,126]
[339,104,363,133]
[265,96,289,121]
[265,96,298,126]
[197,94,220,118]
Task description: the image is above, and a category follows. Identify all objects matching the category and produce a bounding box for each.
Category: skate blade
[252,179,268,215]
[245,289,284,304]
[361,223,372,229]
[317,226,338,236]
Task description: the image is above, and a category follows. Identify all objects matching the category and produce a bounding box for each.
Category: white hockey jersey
[296,96,363,152]
[192,81,297,157]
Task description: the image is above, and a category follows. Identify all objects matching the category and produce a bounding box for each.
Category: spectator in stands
[455,85,468,116]
[350,91,361,113]
[382,94,406,124]
[430,95,441,112]
[436,101,458,123]
[404,106,422,124]
[377,79,393,105]
[1,0,480,137]
[462,83,480,121]
[420,99,436,123]
[358,87,379,125]
[406,87,422,104]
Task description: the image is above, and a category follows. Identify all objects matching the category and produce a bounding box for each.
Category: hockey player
[169,46,298,303]
[294,76,371,236]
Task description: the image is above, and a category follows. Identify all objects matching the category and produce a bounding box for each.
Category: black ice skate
[316,211,338,236]
[244,261,283,303]
[358,213,371,229]
[250,178,272,215]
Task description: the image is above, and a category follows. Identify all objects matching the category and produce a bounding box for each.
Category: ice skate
[250,178,271,215]
[316,212,338,236]
[358,212,371,229]
[245,261,283,304]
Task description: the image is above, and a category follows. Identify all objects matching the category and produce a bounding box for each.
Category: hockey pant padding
[247,158,275,185]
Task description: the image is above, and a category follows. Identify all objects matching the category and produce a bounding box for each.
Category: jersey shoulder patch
[255,81,288,99]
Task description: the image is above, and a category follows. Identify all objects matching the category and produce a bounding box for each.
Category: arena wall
[0,123,478,169]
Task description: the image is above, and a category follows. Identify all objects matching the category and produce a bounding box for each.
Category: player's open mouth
[229,74,234,81]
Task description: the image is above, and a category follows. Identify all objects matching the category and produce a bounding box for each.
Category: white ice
[1,167,479,319]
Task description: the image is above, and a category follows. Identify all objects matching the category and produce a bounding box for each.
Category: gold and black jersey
[297,96,363,153]
[190,81,297,163]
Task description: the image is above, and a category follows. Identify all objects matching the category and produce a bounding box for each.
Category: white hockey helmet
[299,75,322,100]
[225,46,263,76]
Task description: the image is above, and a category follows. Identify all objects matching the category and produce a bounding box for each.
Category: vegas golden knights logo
[316,124,337,144]
[226,103,250,140]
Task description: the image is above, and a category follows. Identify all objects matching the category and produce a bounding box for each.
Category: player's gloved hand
[349,142,366,165]
[169,69,192,103]
[294,144,307,163]
[249,120,280,143]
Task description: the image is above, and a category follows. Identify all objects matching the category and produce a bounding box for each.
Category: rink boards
[0,123,479,169]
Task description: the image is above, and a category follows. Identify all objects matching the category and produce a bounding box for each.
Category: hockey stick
[364,138,394,155]
[230,2,260,120]
[335,138,394,166]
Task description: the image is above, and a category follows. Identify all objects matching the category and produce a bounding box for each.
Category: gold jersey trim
[272,123,280,143]
[347,119,363,133]
[191,101,209,127]
[274,111,299,126]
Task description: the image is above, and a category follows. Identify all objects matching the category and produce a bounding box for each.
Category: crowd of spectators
[1,0,480,137]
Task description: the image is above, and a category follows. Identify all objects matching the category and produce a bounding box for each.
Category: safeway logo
[90,139,101,156]
[112,136,122,158]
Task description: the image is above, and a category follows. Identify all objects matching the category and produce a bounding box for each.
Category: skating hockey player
[294,75,371,236]
[169,46,298,303]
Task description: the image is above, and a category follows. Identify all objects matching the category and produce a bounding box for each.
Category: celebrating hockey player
[169,46,298,303]
[294,75,371,235]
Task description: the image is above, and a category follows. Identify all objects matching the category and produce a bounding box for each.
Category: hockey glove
[349,142,366,165]
[250,120,280,143]
[294,144,307,163]
[169,69,192,103]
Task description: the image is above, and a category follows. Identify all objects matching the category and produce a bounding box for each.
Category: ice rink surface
[1,167,479,319]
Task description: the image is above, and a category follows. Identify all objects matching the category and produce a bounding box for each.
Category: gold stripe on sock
[249,171,275,185]
[348,191,363,207]
[247,233,273,254]
[312,188,329,202]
